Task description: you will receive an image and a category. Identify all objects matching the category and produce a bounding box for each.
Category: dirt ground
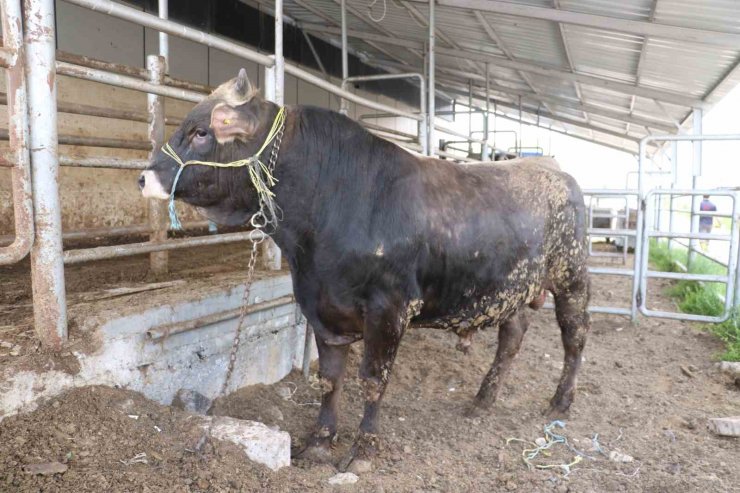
[1,243,739,492]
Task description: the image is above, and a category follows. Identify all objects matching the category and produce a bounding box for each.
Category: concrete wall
[0,0,420,236]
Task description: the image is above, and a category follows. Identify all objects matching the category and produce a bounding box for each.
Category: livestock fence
[1,0,739,352]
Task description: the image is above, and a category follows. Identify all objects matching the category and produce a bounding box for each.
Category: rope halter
[160,106,286,231]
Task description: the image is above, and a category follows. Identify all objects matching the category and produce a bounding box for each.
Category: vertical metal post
[633,137,649,322]
[25,0,67,349]
[468,79,473,156]
[339,0,349,115]
[427,0,436,155]
[668,140,677,250]
[518,95,522,154]
[158,0,168,70]
[688,108,703,268]
[147,55,168,274]
[258,1,284,271]
[0,0,34,266]
[483,63,490,161]
[274,0,284,105]
[418,76,428,155]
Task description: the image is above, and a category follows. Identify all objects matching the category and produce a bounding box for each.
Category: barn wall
[0,1,419,237]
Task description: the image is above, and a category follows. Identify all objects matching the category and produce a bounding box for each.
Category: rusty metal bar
[0,221,211,246]
[56,61,203,103]
[64,0,274,67]
[58,155,148,169]
[146,295,295,341]
[0,128,150,150]
[147,54,169,275]
[25,0,68,349]
[63,231,265,264]
[0,0,34,266]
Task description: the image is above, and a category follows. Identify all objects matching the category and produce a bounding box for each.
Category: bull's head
[139,69,279,225]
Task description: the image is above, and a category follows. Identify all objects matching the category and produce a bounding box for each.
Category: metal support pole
[158,0,168,70]
[468,79,473,156]
[668,140,677,250]
[483,63,490,161]
[0,0,34,266]
[688,108,703,268]
[25,0,67,349]
[147,55,168,274]
[339,0,349,115]
[518,95,522,154]
[427,0,436,155]
[258,1,284,271]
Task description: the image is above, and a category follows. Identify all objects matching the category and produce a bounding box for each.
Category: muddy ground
[1,243,739,492]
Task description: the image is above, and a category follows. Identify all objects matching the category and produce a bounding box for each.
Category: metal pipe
[283,62,421,121]
[342,73,427,154]
[0,46,17,67]
[274,0,284,105]
[63,231,266,264]
[0,0,34,266]
[25,0,67,349]
[340,0,349,115]
[147,295,295,341]
[158,0,168,69]
[0,92,182,124]
[427,0,436,154]
[58,155,149,169]
[468,79,473,156]
[57,61,203,103]
[483,64,490,161]
[1,221,211,246]
[64,0,274,67]
[147,54,169,275]
[688,109,703,268]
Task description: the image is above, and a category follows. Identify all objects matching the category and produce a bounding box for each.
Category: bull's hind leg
[548,275,590,417]
[293,338,349,463]
[469,311,529,415]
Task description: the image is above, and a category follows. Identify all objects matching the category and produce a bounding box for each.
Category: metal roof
[244,0,740,154]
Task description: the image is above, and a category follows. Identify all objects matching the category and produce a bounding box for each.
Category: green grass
[648,239,740,361]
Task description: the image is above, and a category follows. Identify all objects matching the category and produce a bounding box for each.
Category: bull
[139,70,591,474]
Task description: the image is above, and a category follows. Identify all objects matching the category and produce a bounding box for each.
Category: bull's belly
[410,279,543,334]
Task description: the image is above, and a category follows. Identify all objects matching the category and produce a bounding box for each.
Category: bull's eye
[192,128,210,148]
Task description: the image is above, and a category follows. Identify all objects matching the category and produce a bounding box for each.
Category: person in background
[698,195,718,251]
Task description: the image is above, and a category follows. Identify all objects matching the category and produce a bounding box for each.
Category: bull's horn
[235,68,253,98]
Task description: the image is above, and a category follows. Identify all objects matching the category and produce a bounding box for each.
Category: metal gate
[638,189,739,323]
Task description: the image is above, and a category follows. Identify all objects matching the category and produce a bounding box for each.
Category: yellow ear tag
[223,119,231,124]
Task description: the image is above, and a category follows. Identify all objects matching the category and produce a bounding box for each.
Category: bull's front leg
[338,298,420,474]
[293,336,349,463]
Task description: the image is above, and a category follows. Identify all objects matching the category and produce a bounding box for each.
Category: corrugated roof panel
[579,85,633,108]
[479,11,570,68]
[656,0,740,33]
[564,25,642,83]
[639,39,738,96]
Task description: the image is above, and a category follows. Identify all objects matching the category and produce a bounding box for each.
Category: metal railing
[587,195,629,265]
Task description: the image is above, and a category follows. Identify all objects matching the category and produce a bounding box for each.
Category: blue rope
[168,165,185,231]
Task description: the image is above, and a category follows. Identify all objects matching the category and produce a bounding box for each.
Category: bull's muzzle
[139,170,170,200]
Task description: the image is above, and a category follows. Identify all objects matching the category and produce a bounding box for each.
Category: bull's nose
[138,173,146,190]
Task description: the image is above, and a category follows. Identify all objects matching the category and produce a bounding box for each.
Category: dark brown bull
[139,70,591,473]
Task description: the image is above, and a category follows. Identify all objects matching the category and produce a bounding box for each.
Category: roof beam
[440,82,644,144]
[453,78,677,132]
[300,23,706,108]
[551,0,587,120]
[435,0,740,48]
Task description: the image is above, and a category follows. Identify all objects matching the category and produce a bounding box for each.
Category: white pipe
[65,0,274,67]
[158,0,168,70]
[428,0,436,155]
[25,0,68,349]
[340,0,349,115]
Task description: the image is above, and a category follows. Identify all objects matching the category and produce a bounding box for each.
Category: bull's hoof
[292,443,334,463]
[337,432,378,474]
[292,429,336,463]
[543,402,571,419]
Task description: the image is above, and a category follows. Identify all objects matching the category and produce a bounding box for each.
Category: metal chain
[195,115,285,452]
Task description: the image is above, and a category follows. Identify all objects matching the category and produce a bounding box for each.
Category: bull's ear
[235,68,253,98]
[210,102,258,143]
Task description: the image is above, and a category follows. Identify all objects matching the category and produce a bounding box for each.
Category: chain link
[195,115,285,452]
